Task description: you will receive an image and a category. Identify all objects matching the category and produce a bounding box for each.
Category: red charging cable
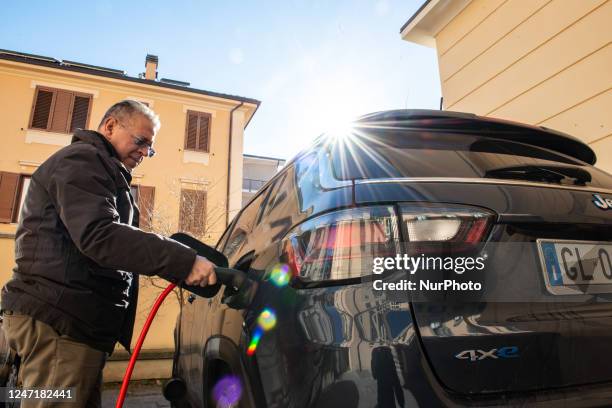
[115,283,177,408]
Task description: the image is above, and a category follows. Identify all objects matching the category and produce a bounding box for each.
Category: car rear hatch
[327,111,612,395]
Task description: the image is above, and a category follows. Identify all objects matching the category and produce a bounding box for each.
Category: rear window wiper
[485,164,591,186]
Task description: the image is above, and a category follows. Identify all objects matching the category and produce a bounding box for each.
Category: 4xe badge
[593,194,612,210]
[455,346,519,362]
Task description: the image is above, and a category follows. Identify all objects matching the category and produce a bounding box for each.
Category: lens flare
[247,308,278,357]
[212,374,242,407]
[247,327,263,356]
[257,308,277,331]
[270,264,291,287]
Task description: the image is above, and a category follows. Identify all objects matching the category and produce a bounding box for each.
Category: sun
[285,71,378,155]
[323,117,356,141]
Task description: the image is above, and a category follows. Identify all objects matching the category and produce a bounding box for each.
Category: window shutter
[30,87,93,134]
[49,91,73,133]
[31,89,54,129]
[0,172,20,223]
[70,95,91,132]
[197,114,210,152]
[179,189,207,237]
[195,191,206,234]
[179,190,188,233]
[185,113,198,150]
[185,111,211,152]
[138,185,155,231]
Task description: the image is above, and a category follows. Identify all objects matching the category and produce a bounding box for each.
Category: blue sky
[2,0,441,160]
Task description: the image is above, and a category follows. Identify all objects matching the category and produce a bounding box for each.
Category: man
[1,100,217,407]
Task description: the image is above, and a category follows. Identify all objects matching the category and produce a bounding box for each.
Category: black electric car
[170,109,612,407]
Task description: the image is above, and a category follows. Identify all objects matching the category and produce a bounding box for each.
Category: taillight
[280,204,494,286]
[400,203,494,253]
[281,206,399,285]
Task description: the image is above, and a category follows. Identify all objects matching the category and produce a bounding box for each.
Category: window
[328,131,612,188]
[179,188,207,237]
[29,86,93,134]
[222,190,267,263]
[216,216,238,252]
[184,111,211,152]
[0,172,31,223]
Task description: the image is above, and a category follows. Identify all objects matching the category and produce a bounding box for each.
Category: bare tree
[136,175,228,314]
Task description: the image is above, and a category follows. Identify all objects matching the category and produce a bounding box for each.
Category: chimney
[144,54,158,80]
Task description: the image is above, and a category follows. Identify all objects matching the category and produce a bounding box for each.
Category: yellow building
[0,49,259,381]
[400,0,612,173]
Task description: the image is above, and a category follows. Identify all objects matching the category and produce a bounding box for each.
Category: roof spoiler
[355,109,596,165]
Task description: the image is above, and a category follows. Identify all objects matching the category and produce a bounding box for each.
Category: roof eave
[400,0,472,48]
[0,52,261,107]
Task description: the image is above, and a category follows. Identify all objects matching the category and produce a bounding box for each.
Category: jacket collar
[72,129,119,157]
[71,129,133,180]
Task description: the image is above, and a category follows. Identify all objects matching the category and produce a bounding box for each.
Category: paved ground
[102,380,170,408]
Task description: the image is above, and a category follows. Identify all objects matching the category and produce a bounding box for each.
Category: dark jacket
[1,130,197,353]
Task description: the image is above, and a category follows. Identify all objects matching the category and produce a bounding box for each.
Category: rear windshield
[329,132,612,189]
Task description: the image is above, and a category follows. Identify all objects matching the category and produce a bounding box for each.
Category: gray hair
[98,100,160,132]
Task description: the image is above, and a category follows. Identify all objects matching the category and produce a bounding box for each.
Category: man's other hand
[185,255,217,287]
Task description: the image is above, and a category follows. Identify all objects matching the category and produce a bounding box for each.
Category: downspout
[226,102,244,226]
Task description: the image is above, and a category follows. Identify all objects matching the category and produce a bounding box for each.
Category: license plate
[537,239,612,295]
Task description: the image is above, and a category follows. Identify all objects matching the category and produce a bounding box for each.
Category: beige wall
[433,0,612,172]
[0,58,257,379]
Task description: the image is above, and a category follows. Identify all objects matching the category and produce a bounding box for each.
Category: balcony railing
[243,178,267,192]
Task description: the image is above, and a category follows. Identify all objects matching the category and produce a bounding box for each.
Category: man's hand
[185,255,217,287]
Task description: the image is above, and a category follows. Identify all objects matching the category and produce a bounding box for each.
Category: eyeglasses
[131,135,156,158]
[115,121,156,157]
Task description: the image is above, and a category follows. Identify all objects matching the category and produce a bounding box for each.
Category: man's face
[101,114,156,169]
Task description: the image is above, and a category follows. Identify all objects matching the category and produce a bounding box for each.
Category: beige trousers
[2,312,106,408]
